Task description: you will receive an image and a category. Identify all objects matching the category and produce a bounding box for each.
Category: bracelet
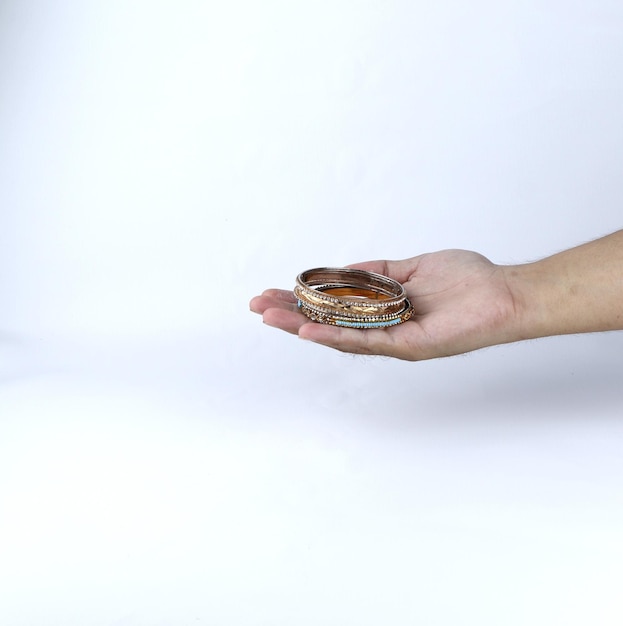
[295,267,414,328]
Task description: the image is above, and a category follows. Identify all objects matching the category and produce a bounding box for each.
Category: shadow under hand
[405,333,623,426]
[311,332,623,435]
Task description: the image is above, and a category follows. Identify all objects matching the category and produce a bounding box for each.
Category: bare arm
[507,229,623,340]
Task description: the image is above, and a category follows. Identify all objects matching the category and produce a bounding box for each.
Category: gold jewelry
[295,267,414,328]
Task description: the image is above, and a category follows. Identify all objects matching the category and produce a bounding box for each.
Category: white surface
[1,2,623,624]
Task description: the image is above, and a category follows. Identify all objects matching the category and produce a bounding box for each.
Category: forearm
[504,230,623,340]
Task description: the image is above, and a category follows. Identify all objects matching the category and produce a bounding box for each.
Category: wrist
[499,261,555,342]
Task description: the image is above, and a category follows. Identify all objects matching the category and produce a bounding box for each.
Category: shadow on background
[294,330,623,435]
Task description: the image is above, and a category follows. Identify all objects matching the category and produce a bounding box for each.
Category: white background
[1,1,623,624]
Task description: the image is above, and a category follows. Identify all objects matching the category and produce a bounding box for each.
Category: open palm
[250,250,519,361]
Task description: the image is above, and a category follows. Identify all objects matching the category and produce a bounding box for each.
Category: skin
[249,230,623,361]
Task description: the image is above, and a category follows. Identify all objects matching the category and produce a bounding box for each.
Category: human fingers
[249,289,308,335]
[262,306,309,335]
[249,289,298,315]
[346,257,422,285]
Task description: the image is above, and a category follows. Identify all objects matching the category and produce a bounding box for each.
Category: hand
[249,250,520,361]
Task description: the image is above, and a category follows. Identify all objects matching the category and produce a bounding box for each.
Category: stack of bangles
[294,267,414,329]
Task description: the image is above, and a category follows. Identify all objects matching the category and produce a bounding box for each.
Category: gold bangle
[295,267,414,328]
